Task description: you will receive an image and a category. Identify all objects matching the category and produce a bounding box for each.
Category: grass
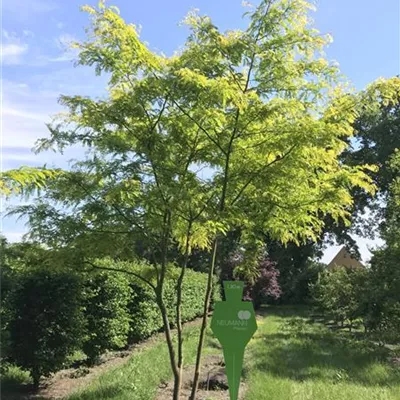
[70,305,400,400]
[0,364,32,390]
[3,306,399,400]
[68,324,220,400]
[244,306,400,400]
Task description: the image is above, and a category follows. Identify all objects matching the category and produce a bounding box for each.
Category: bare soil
[154,354,247,400]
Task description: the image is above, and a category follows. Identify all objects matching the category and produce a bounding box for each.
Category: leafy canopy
[1,0,383,261]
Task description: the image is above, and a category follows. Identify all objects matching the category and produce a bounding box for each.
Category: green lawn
[245,307,400,400]
[68,325,221,400]
[68,306,400,400]
[5,306,398,400]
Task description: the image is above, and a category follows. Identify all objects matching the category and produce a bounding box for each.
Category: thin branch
[193,191,217,221]
[84,260,156,290]
[87,229,135,234]
[230,144,297,206]
[173,101,227,156]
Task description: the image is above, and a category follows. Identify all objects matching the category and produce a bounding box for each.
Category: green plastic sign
[210,281,257,400]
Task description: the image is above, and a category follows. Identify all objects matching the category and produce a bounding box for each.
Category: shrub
[311,266,367,329]
[247,257,281,308]
[0,236,13,373]
[360,247,400,340]
[1,266,14,366]
[226,251,281,308]
[82,266,132,365]
[7,268,85,388]
[127,264,220,342]
[279,261,325,304]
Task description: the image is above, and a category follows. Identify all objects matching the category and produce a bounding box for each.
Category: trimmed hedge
[6,268,85,387]
[82,271,132,364]
[1,267,14,368]
[2,258,221,384]
[127,264,221,341]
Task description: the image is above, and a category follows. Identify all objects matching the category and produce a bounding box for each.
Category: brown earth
[154,354,247,400]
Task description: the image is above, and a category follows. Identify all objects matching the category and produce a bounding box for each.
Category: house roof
[327,246,365,269]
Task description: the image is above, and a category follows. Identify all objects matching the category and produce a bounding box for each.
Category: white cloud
[1,43,28,65]
[2,89,58,147]
[3,0,58,15]
[47,33,79,62]
[22,30,34,38]
[2,149,42,163]
[2,106,52,123]
[2,111,54,148]
[2,29,12,40]
[1,30,29,65]
[1,43,27,56]
[56,22,66,30]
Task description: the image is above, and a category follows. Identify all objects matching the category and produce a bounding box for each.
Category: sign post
[210,281,257,400]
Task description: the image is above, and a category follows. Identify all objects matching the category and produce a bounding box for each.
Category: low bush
[0,236,14,373]
[1,279,13,366]
[7,268,85,387]
[225,250,282,309]
[82,268,132,365]
[360,247,400,341]
[2,256,220,385]
[311,266,368,330]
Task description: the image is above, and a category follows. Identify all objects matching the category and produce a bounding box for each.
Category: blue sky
[1,0,399,263]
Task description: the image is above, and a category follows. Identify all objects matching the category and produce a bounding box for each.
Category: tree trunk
[31,369,40,390]
[157,209,181,400]
[189,238,218,400]
[175,224,192,398]
[157,289,181,400]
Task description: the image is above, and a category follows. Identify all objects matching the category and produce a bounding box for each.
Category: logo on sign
[237,310,251,320]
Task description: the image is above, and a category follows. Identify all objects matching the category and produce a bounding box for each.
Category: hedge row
[1,259,221,386]
[128,266,221,341]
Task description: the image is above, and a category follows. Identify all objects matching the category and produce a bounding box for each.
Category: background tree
[360,151,400,340]
[270,77,400,303]
[311,266,367,330]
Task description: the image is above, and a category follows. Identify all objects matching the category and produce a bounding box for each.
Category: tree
[360,151,400,340]
[182,1,378,392]
[3,3,216,397]
[269,78,400,304]
[311,266,367,330]
[1,1,386,398]
[326,76,400,244]
[263,237,323,304]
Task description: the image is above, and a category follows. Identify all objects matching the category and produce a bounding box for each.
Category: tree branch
[230,144,297,206]
[84,259,156,290]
